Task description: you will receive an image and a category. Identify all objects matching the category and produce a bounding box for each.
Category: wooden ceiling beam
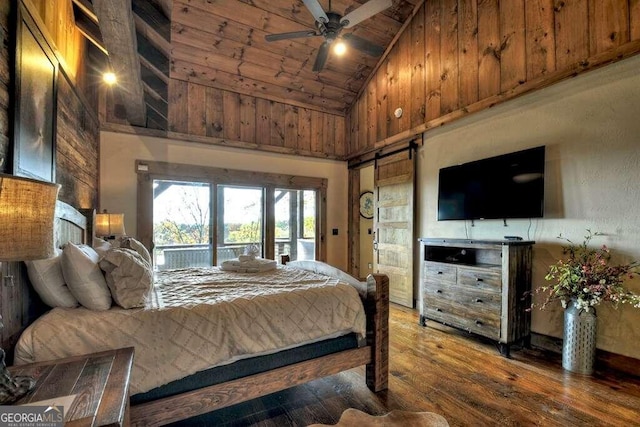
[71,0,99,22]
[152,0,172,19]
[94,0,147,127]
[133,13,171,56]
[132,0,171,42]
[73,4,108,54]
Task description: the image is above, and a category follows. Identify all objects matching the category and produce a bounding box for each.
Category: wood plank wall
[0,1,10,172]
[347,0,640,156]
[28,0,85,81]
[167,79,346,159]
[0,0,100,360]
[105,79,347,160]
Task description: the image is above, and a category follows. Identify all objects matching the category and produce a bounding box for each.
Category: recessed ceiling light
[103,72,117,85]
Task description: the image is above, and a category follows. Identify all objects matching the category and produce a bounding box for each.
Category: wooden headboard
[0,201,91,362]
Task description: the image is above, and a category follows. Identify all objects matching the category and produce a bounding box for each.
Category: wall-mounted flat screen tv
[437,146,545,221]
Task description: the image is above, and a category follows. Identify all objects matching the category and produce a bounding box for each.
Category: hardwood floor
[173,305,640,426]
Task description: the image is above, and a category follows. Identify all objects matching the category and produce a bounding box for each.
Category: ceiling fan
[265,0,392,72]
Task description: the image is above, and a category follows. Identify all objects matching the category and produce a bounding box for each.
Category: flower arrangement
[537,230,640,312]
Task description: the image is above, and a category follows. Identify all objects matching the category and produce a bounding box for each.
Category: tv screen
[437,146,545,221]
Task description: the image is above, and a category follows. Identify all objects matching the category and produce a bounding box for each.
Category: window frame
[135,160,327,264]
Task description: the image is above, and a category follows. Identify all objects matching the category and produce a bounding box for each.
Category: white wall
[418,54,640,359]
[99,133,350,270]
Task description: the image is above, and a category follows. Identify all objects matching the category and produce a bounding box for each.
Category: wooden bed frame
[4,201,389,426]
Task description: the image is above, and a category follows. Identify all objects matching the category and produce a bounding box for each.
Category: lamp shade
[0,174,60,261]
[95,211,125,238]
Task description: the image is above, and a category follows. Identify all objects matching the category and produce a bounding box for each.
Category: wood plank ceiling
[77,0,420,128]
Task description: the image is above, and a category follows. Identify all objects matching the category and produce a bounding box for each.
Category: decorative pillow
[117,237,152,266]
[61,243,112,310]
[92,237,112,258]
[24,249,79,308]
[99,248,153,309]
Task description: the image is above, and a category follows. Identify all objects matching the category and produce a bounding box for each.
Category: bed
[11,201,389,426]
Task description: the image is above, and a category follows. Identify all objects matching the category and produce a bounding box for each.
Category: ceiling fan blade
[342,33,384,56]
[313,41,331,72]
[265,30,319,42]
[303,0,329,23]
[340,0,392,28]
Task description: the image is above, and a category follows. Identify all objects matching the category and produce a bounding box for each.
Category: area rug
[308,408,450,427]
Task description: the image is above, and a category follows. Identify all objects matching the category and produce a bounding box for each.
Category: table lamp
[0,173,60,404]
[95,209,125,240]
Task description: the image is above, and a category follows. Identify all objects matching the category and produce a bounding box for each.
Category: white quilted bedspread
[14,266,366,394]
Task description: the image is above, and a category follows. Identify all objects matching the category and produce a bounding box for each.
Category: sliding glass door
[138,162,328,267]
[153,180,212,270]
[274,189,317,261]
[217,185,264,264]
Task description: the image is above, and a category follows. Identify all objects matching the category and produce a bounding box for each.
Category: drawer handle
[436,308,443,312]
[474,298,483,303]
[436,289,442,294]
[475,277,484,282]
[437,271,443,275]
[475,320,483,326]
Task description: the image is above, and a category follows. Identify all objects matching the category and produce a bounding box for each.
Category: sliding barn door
[373,152,415,307]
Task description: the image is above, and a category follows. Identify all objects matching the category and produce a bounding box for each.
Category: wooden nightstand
[9,347,134,427]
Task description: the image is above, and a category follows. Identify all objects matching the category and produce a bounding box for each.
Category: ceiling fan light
[334,41,347,56]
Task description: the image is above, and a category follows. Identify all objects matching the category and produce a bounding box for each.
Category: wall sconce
[0,173,60,403]
[103,71,117,85]
[95,210,126,240]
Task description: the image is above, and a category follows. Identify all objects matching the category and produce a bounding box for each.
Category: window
[137,161,327,266]
[152,180,212,270]
[218,185,263,263]
[274,189,317,261]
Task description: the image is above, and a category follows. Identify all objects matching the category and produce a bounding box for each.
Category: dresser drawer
[424,284,501,312]
[422,280,459,303]
[457,266,501,291]
[424,303,501,340]
[424,262,456,283]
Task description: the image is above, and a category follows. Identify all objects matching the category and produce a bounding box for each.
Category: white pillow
[61,243,112,310]
[24,249,79,308]
[92,237,112,258]
[99,248,153,309]
[118,237,152,265]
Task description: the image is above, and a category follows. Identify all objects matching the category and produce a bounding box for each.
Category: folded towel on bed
[220,257,277,273]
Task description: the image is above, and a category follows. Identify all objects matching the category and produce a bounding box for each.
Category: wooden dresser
[418,238,533,356]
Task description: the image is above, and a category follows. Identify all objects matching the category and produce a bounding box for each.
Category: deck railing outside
[153,240,314,270]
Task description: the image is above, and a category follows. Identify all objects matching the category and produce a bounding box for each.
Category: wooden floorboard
[178,304,640,426]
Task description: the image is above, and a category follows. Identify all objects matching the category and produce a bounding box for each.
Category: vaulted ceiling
[78,0,420,128]
[170,0,419,114]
